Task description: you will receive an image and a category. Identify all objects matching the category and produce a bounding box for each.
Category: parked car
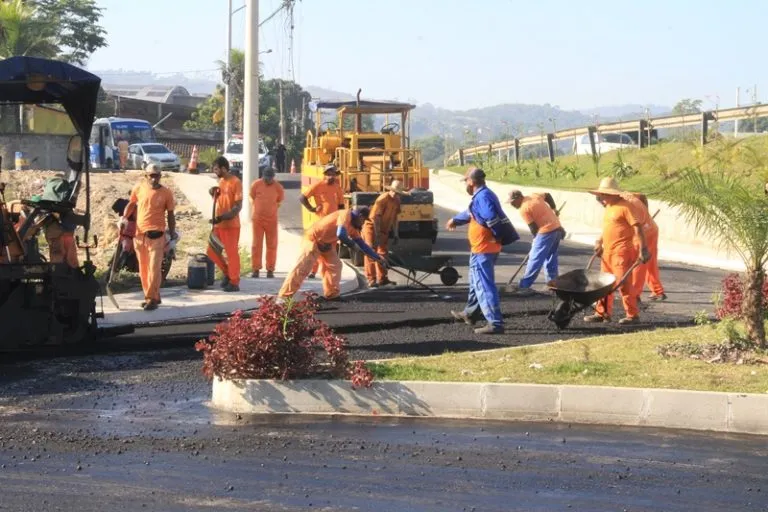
[127,143,180,172]
[222,135,270,178]
[573,132,635,156]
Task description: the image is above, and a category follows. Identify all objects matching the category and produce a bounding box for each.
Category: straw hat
[589,177,623,196]
[388,180,409,195]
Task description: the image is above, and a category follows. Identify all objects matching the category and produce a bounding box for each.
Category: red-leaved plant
[194,293,373,388]
[716,273,768,320]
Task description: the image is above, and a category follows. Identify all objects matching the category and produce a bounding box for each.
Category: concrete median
[211,378,768,436]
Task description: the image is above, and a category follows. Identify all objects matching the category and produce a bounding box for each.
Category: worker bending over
[249,167,284,278]
[299,164,344,279]
[507,189,564,294]
[208,156,242,292]
[588,178,650,325]
[123,164,177,311]
[448,168,519,335]
[363,180,407,288]
[278,207,385,302]
[624,192,666,302]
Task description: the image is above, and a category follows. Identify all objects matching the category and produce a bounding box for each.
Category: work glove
[209,186,220,197]
[209,216,222,225]
[169,230,179,241]
[640,247,651,263]
[558,226,567,239]
[317,242,333,252]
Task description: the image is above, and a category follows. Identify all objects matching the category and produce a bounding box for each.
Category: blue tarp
[0,56,101,137]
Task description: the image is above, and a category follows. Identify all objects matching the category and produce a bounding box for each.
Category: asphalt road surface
[93,173,727,361]
[1,350,767,512]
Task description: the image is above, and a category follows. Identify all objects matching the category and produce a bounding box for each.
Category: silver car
[127,143,180,172]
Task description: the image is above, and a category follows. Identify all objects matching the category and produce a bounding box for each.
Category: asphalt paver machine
[301,94,439,266]
[0,57,106,348]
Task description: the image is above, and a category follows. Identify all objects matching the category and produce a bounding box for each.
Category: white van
[573,132,635,156]
[222,134,270,178]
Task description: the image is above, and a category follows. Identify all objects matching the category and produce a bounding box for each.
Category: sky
[86,0,768,111]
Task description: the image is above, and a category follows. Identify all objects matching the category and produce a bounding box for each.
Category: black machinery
[0,56,120,348]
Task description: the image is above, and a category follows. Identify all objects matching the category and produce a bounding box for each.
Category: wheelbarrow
[386,253,461,287]
[546,254,641,329]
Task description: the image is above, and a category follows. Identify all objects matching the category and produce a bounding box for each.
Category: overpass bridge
[448,104,768,165]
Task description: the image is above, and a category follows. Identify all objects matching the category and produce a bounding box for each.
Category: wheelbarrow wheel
[440,266,459,286]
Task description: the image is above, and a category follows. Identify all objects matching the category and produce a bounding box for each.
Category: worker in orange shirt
[249,166,285,279]
[507,189,564,294]
[363,180,407,287]
[587,177,650,325]
[44,211,79,268]
[622,192,666,302]
[278,207,385,302]
[208,156,242,292]
[117,139,129,170]
[299,164,345,279]
[123,164,177,311]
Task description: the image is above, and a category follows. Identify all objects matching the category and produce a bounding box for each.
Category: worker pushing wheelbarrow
[546,254,642,329]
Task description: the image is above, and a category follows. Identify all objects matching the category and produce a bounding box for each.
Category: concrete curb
[211,378,768,436]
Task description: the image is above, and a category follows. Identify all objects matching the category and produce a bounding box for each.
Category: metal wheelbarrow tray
[546,255,640,329]
[387,253,460,287]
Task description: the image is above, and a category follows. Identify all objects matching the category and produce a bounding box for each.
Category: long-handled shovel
[207,190,224,258]
[500,200,566,295]
[105,229,122,309]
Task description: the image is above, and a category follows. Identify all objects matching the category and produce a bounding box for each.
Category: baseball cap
[508,189,523,202]
[323,164,338,175]
[263,167,275,178]
[146,163,162,176]
[462,167,486,182]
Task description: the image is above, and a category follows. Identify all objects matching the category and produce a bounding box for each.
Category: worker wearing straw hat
[588,177,650,325]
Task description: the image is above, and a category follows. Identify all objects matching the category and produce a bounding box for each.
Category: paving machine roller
[301,93,439,267]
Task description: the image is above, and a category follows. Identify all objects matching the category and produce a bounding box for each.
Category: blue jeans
[463,252,503,328]
[519,230,562,289]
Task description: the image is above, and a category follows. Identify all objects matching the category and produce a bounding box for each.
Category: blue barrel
[187,254,209,289]
[206,256,215,285]
[14,151,29,171]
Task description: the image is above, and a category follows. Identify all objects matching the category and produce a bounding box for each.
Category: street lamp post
[240,0,259,229]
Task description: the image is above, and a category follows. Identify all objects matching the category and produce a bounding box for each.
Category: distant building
[103,84,208,108]
[100,84,211,131]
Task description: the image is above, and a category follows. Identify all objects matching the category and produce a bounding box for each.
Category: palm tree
[657,168,768,347]
[217,49,246,131]
[0,0,57,59]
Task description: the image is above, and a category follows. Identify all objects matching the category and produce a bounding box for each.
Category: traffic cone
[187,146,199,174]
[290,159,296,174]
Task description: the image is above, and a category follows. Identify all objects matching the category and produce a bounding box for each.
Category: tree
[26,0,107,64]
[183,85,225,131]
[672,98,703,115]
[216,49,245,130]
[0,0,57,59]
[413,135,445,166]
[657,168,768,348]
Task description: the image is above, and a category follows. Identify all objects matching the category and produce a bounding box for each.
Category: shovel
[208,190,224,258]
[105,227,122,309]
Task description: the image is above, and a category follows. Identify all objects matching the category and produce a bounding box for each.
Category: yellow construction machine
[302,94,438,266]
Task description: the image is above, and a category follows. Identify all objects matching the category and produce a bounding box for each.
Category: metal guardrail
[449,104,768,163]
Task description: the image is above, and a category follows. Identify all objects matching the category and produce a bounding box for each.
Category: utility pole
[735,87,740,136]
[279,80,286,145]
[224,0,233,144]
[241,0,259,229]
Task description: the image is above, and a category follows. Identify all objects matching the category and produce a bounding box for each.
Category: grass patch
[449,135,768,196]
[370,325,768,393]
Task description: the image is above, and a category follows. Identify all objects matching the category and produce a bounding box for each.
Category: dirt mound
[0,169,206,290]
